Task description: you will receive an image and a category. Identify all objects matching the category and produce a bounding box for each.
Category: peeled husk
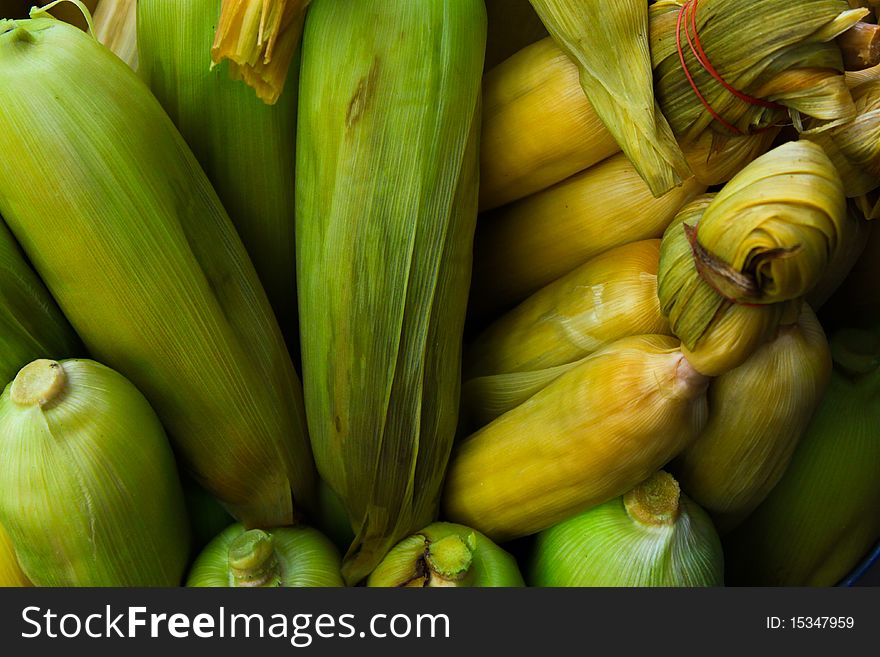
[657,140,847,376]
[529,0,689,196]
[673,304,832,532]
[470,153,705,317]
[367,522,524,588]
[93,0,136,69]
[0,359,191,587]
[443,335,709,542]
[529,472,724,587]
[187,524,344,587]
[724,328,880,585]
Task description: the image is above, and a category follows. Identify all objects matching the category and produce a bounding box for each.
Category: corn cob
[672,304,832,532]
[471,153,704,319]
[296,0,485,584]
[529,472,724,587]
[529,0,689,196]
[93,0,136,69]
[187,524,344,587]
[481,1,861,211]
[138,0,300,347]
[0,524,30,587]
[0,13,316,528]
[367,522,524,588]
[0,359,191,586]
[724,328,880,585]
[657,141,847,376]
[210,0,310,105]
[443,335,709,542]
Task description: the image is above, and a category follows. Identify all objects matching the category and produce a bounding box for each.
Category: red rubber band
[675,0,785,136]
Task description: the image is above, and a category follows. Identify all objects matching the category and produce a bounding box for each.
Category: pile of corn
[0,0,878,588]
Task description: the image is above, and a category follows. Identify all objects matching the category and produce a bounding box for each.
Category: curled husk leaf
[443,335,709,542]
[673,304,832,532]
[187,523,344,587]
[725,328,880,585]
[0,359,191,587]
[529,472,724,587]
[367,522,524,588]
[657,140,847,376]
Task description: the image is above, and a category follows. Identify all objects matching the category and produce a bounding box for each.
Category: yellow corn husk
[470,153,705,317]
[467,240,670,380]
[479,37,619,211]
[803,78,880,197]
[0,14,316,528]
[673,304,832,533]
[210,0,309,104]
[485,0,547,71]
[0,523,30,587]
[296,0,485,584]
[0,359,191,586]
[187,524,344,587]
[138,0,300,349]
[480,2,861,211]
[529,471,724,587]
[442,335,709,542]
[657,141,847,376]
[529,0,689,197]
[93,0,136,69]
[725,328,880,586]
[367,522,524,588]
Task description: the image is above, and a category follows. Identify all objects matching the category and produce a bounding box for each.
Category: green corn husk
[93,0,136,69]
[672,304,832,532]
[210,0,310,105]
[529,472,724,587]
[725,328,880,586]
[0,523,30,587]
[0,359,191,586]
[187,524,344,587]
[0,218,84,383]
[657,140,847,376]
[296,0,485,584]
[0,13,316,528]
[529,0,689,197]
[443,335,710,542]
[367,522,524,588]
[138,0,300,347]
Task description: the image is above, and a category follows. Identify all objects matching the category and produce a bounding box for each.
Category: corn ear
[296,0,485,584]
[471,153,705,317]
[138,0,300,347]
[658,141,847,376]
[443,335,709,542]
[187,524,344,587]
[725,328,880,585]
[0,523,30,587]
[0,359,191,586]
[0,15,316,528]
[529,472,724,587]
[673,304,832,532]
[367,522,524,588]
[529,0,690,196]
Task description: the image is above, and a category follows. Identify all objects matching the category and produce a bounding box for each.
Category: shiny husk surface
[138,0,300,347]
[443,335,709,542]
[296,0,485,584]
[0,359,190,587]
[673,304,832,532]
[658,141,847,376]
[367,522,523,588]
[0,16,316,528]
[725,329,880,585]
[187,524,344,587]
[529,472,724,586]
[0,523,30,587]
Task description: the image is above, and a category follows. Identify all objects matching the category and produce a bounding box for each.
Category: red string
[675,0,785,135]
